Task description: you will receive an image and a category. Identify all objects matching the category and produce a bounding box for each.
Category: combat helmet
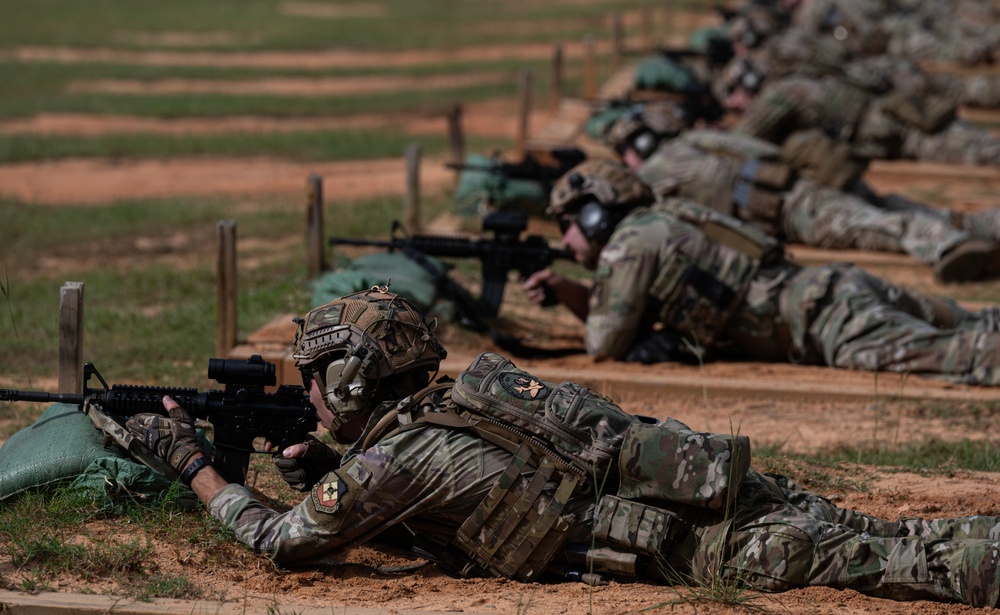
[548,160,653,247]
[293,287,446,434]
[603,102,685,160]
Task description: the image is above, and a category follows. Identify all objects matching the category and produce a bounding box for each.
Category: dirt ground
[6,22,1000,614]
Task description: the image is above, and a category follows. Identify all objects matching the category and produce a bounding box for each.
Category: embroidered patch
[312,476,346,513]
[498,372,550,400]
[308,303,344,329]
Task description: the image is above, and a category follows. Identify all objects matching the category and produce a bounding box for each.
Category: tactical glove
[126,402,203,476]
[273,435,342,492]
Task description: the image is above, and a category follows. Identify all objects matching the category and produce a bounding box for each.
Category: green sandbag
[311,251,470,323]
[0,404,182,505]
[585,104,632,141]
[453,153,549,218]
[633,56,697,92]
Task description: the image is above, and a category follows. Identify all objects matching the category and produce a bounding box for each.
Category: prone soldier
[597,102,1000,283]
[523,159,1000,384]
[125,287,1000,606]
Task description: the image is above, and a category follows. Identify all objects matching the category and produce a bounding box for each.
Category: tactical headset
[564,199,620,246]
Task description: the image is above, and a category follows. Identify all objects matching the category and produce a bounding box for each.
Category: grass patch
[0,0,656,51]
[753,438,1000,491]
[0,129,460,164]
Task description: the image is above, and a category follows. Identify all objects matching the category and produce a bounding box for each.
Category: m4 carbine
[330,211,574,319]
[0,355,317,485]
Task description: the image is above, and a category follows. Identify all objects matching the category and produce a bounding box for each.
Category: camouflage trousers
[781,178,969,265]
[879,192,1000,246]
[719,471,1000,606]
[779,264,1000,385]
[901,121,1000,166]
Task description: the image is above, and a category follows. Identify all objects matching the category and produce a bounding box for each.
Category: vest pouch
[593,494,677,556]
[617,421,751,511]
[880,90,956,134]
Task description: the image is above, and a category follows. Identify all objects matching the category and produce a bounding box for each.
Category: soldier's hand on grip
[125,395,203,474]
[273,435,343,492]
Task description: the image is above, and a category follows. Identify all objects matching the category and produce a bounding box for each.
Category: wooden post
[612,12,624,68]
[58,281,84,394]
[404,143,422,232]
[641,4,653,55]
[446,103,465,165]
[583,34,597,100]
[515,69,533,158]
[216,220,238,358]
[549,43,563,116]
[306,174,325,278]
[663,0,674,46]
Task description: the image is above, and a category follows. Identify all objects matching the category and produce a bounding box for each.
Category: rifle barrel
[0,389,85,404]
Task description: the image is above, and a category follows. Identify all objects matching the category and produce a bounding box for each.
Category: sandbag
[311,251,469,323]
[0,404,185,505]
[453,153,550,219]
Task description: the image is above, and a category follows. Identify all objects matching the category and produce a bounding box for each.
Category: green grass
[0,0,657,51]
[754,438,1000,482]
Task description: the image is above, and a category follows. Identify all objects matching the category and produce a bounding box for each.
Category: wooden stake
[584,34,597,100]
[58,281,84,394]
[515,69,533,158]
[306,174,325,278]
[216,220,238,358]
[549,43,563,116]
[612,12,624,67]
[641,4,653,55]
[447,103,465,165]
[404,143,422,233]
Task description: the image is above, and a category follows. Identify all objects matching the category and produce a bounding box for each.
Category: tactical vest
[643,132,794,235]
[646,199,782,352]
[363,352,751,582]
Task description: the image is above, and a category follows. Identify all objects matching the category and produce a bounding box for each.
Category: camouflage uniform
[715,26,1000,110]
[634,129,975,267]
[735,73,1000,166]
[586,198,1000,385]
[791,0,997,66]
[207,350,1000,606]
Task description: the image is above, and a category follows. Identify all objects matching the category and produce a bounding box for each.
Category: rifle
[0,355,317,486]
[445,147,587,184]
[330,211,574,319]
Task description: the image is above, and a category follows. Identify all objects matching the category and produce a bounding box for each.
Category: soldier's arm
[584,240,658,360]
[206,426,498,567]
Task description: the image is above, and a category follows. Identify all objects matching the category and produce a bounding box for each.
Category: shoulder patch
[498,372,550,400]
[312,476,347,513]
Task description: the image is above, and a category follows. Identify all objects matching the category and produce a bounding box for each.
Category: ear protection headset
[630,130,661,160]
[576,199,619,246]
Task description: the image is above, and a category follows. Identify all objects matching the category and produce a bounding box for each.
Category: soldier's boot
[933,239,1000,283]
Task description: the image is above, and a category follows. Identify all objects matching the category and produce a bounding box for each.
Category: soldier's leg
[781,178,968,265]
[767,472,1000,540]
[724,503,1000,606]
[792,266,1000,384]
[901,121,1000,165]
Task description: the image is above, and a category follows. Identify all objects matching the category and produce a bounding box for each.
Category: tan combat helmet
[293,287,446,432]
[603,102,685,158]
[548,159,653,218]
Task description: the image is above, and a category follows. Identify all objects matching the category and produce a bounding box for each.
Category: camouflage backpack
[380,352,750,581]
